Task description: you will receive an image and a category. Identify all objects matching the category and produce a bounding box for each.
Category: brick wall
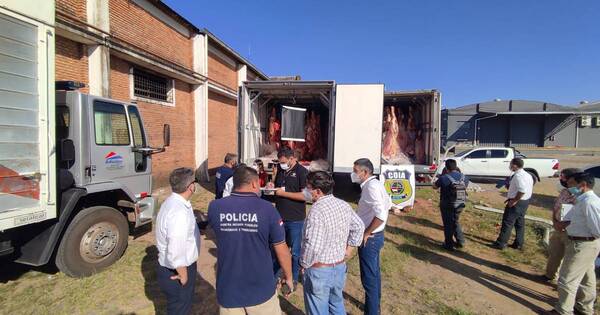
[56,0,86,21]
[110,56,195,187]
[109,0,193,69]
[208,91,238,171]
[208,51,238,91]
[55,36,89,93]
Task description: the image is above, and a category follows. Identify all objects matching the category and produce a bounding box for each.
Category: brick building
[54,0,266,187]
[204,30,267,172]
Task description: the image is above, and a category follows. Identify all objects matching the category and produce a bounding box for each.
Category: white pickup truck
[442,147,560,182]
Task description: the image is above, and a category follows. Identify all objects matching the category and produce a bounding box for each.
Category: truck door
[88,100,151,195]
[459,149,489,176]
[333,84,384,174]
[488,148,511,177]
[238,84,262,164]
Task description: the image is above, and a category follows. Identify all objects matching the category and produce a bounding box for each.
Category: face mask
[568,186,582,196]
[559,179,568,188]
[351,172,362,184]
[280,163,289,171]
[251,164,259,171]
[302,188,313,202]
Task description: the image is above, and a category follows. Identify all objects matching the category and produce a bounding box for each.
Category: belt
[371,231,384,236]
[311,260,345,268]
[568,236,598,241]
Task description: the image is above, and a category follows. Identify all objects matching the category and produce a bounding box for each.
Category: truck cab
[1,85,168,277]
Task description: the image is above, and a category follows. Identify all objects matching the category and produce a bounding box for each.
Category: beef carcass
[268,107,281,150]
[382,106,402,163]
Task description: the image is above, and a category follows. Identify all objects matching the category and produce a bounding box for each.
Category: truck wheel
[55,206,129,277]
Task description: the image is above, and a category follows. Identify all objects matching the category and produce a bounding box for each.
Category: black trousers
[157,262,197,315]
[440,205,465,248]
[496,200,530,248]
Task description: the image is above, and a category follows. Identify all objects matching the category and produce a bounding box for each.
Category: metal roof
[448,100,600,115]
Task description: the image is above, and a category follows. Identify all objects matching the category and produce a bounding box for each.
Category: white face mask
[280,163,289,171]
[251,164,259,171]
[350,172,362,184]
[302,188,313,202]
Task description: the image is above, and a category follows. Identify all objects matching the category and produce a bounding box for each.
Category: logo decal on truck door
[105,152,124,170]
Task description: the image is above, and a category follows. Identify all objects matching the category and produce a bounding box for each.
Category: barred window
[133,68,173,103]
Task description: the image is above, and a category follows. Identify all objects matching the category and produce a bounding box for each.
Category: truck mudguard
[15,188,87,266]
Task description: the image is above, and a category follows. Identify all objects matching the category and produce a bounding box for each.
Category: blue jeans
[274,220,304,282]
[440,205,465,248]
[358,232,384,315]
[303,263,347,315]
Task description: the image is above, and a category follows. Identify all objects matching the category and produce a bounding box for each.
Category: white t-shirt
[357,176,392,234]
[507,169,533,200]
[222,177,234,198]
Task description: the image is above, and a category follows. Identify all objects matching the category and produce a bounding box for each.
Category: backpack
[446,173,467,208]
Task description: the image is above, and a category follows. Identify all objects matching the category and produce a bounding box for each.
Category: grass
[0,183,562,314]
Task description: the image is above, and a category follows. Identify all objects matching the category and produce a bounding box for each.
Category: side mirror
[163,124,170,147]
[60,139,75,163]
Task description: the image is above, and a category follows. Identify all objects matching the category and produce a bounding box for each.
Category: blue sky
[165,0,600,108]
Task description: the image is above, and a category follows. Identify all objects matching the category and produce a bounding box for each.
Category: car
[440,146,560,182]
[583,164,600,195]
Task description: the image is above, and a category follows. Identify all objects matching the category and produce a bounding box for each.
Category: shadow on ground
[386,224,555,313]
[142,246,218,315]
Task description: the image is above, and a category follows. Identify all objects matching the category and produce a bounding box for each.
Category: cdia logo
[105,152,124,169]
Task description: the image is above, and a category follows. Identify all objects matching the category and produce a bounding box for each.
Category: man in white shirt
[352,158,392,315]
[545,172,600,315]
[155,167,201,315]
[492,158,534,250]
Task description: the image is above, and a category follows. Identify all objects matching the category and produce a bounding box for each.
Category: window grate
[133,68,170,102]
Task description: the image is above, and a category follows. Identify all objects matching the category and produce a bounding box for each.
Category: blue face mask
[568,186,582,196]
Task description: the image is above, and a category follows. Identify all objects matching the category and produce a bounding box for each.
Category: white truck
[237,80,441,185]
[443,147,560,182]
[0,1,167,277]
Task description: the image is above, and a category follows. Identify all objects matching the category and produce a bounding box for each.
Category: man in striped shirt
[300,171,365,315]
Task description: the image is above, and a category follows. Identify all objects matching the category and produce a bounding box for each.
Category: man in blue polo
[208,165,293,315]
[214,153,237,199]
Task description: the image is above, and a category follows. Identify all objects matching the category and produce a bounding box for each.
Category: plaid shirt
[300,195,365,268]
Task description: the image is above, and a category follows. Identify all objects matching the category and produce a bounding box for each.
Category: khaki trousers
[219,292,281,315]
[555,238,600,315]
[546,230,569,279]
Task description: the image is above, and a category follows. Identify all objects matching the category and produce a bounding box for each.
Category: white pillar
[87,0,110,97]
[193,34,210,181]
[237,64,247,87]
[87,45,110,97]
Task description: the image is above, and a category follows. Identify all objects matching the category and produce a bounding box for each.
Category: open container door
[333,84,384,174]
[237,83,264,164]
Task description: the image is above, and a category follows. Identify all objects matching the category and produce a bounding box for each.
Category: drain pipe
[473,114,498,145]
[473,205,553,247]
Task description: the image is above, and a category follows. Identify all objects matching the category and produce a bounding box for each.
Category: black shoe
[509,243,523,250]
[490,242,505,250]
[442,244,456,251]
[455,242,465,249]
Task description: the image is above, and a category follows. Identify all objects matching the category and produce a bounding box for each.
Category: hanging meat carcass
[268,107,281,150]
[396,107,408,154]
[306,111,324,160]
[414,129,426,164]
[382,106,401,162]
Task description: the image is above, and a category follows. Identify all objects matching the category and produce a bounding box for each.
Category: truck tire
[55,206,129,277]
